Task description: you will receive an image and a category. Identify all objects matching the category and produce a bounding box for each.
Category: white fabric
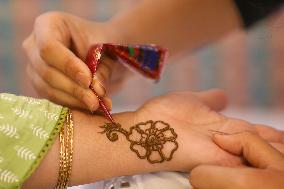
[70,172,192,189]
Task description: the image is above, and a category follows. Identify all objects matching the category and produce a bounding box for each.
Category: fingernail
[76,72,90,88]
[82,93,97,111]
[103,96,112,110]
[208,130,231,135]
[92,79,106,97]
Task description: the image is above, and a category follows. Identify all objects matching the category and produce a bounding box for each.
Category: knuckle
[26,64,32,75]
[22,39,29,50]
[34,11,63,26]
[32,85,44,97]
[34,85,47,98]
[46,88,56,101]
[63,58,78,78]
[30,78,48,98]
[96,72,106,84]
[240,131,257,139]
[100,63,111,76]
[38,42,52,59]
[71,86,85,99]
[40,67,53,82]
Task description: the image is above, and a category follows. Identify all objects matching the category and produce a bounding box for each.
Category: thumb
[190,165,269,189]
[194,89,228,112]
[213,131,284,169]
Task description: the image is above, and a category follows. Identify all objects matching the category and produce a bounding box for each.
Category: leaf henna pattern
[99,120,178,164]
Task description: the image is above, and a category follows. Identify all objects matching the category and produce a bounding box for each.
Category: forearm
[106,0,242,55]
[23,110,180,189]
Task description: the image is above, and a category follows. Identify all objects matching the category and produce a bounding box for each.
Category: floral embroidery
[0,124,20,139]
[0,169,19,183]
[11,107,32,119]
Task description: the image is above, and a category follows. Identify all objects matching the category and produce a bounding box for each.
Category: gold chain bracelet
[55,110,74,189]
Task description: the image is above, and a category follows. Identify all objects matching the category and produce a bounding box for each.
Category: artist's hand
[135,89,284,170]
[23,12,129,111]
[190,131,284,189]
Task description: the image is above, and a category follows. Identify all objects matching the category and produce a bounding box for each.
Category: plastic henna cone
[85,43,168,123]
[85,44,115,123]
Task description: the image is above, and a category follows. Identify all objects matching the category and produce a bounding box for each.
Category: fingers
[190,165,278,189]
[39,65,99,111]
[195,89,228,112]
[254,124,284,144]
[212,131,284,169]
[33,12,92,89]
[26,63,88,109]
[23,12,116,111]
[23,34,100,111]
[38,40,92,88]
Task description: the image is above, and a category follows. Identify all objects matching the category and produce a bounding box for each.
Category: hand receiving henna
[99,89,284,170]
[21,89,283,189]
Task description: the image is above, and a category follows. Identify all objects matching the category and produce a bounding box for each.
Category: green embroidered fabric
[0,93,68,189]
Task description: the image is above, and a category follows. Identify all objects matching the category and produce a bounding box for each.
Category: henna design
[99,120,178,164]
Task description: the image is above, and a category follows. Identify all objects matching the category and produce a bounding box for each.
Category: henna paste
[99,120,178,164]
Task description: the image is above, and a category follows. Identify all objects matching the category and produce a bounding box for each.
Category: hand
[21,89,284,188]
[23,12,130,111]
[134,89,284,171]
[189,131,284,189]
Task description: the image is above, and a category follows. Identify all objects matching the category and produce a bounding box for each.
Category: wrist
[24,109,186,188]
[112,111,184,172]
[72,110,183,181]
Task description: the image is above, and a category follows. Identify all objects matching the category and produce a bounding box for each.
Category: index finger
[34,14,91,88]
[39,40,91,88]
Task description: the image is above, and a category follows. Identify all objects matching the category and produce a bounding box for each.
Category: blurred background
[0,0,283,188]
[0,0,283,131]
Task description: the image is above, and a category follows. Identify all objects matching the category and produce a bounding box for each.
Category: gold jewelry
[55,110,74,189]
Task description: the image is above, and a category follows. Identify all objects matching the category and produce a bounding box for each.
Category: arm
[23,0,284,110]
[22,111,178,189]
[107,0,242,54]
[23,0,242,110]
[22,89,284,189]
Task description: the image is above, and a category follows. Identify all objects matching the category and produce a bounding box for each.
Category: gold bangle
[55,110,74,189]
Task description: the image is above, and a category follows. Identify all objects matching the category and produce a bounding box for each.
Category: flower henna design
[99,120,178,164]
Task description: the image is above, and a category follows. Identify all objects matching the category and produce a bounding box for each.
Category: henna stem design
[99,120,178,164]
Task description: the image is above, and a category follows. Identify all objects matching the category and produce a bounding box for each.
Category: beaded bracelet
[55,110,74,189]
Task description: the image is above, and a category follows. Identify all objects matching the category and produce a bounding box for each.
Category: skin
[21,1,284,187]
[190,132,284,189]
[22,89,284,189]
[22,0,242,111]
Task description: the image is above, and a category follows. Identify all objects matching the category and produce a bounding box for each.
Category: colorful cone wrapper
[85,43,168,122]
[86,43,168,81]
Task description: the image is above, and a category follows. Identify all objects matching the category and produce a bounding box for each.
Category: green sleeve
[0,93,69,189]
